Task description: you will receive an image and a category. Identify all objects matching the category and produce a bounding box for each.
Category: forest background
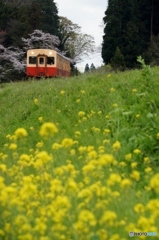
[0,0,159,81]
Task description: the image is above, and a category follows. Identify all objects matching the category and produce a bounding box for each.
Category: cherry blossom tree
[0,44,25,82]
[22,29,61,51]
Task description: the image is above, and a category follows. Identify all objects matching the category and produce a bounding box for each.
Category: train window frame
[29,56,36,64]
[47,57,55,65]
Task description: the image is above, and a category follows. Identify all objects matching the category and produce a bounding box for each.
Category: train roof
[27,49,74,63]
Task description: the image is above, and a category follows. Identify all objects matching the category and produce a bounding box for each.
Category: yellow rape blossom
[130,170,140,181]
[103,139,110,144]
[14,128,28,138]
[52,143,61,150]
[99,154,116,166]
[82,163,95,174]
[149,173,159,192]
[70,149,76,156]
[19,154,30,162]
[156,132,159,139]
[75,131,81,137]
[78,146,87,153]
[133,149,141,154]
[134,203,145,213]
[78,210,97,226]
[9,143,17,150]
[34,98,39,105]
[97,229,108,240]
[78,111,85,117]
[39,122,58,137]
[145,167,152,173]
[91,127,100,132]
[81,90,86,94]
[0,230,5,236]
[99,210,117,226]
[107,173,121,186]
[36,141,43,148]
[87,150,97,159]
[60,90,65,94]
[125,153,132,161]
[38,116,43,122]
[110,234,121,240]
[103,128,111,134]
[137,216,154,231]
[132,88,137,93]
[36,151,52,164]
[144,157,150,163]
[146,199,159,214]
[0,164,7,172]
[131,162,138,168]
[112,141,121,150]
[119,161,127,167]
[61,138,74,148]
[110,87,116,92]
[120,178,132,188]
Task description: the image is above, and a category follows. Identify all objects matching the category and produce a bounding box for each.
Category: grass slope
[0,68,159,239]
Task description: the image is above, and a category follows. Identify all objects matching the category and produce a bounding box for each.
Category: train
[26,49,71,78]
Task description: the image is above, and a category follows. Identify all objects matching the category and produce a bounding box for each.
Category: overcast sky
[55,0,108,72]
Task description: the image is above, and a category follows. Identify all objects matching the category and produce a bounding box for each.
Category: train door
[36,55,46,76]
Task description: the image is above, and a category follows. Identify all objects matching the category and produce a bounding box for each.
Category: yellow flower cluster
[39,122,58,137]
[0,118,158,240]
[14,128,28,138]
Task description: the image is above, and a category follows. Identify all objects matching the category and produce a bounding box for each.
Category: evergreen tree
[121,21,144,68]
[110,46,125,71]
[90,63,96,71]
[102,0,158,68]
[0,0,60,47]
[102,0,122,65]
[28,0,43,32]
[146,34,159,65]
[37,0,59,36]
[84,63,89,72]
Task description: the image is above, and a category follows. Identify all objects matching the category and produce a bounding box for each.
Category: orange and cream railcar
[26,49,71,78]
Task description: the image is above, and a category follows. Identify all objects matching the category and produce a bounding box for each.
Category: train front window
[29,56,36,64]
[39,57,44,65]
[47,57,54,65]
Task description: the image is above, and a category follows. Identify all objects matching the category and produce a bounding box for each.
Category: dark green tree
[102,0,122,65]
[110,46,125,71]
[102,0,159,68]
[121,21,145,68]
[84,63,89,72]
[0,0,60,47]
[145,34,159,65]
[36,0,60,36]
[90,63,96,71]
[28,0,43,32]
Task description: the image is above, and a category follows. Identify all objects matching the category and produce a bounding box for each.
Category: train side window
[39,57,44,64]
[47,57,54,65]
[29,56,36,64]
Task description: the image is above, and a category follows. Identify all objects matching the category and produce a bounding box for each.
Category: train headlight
[31,51,34,54]
[49,51,52,55]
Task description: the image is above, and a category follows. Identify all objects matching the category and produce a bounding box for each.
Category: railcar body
[26,49,71,78]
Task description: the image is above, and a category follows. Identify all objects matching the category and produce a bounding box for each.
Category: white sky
[55,0,108,72]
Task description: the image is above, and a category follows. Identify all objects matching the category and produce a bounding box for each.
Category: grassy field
[0,67,159,240]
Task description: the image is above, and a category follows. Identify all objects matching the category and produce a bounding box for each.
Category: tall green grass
[0,68,159,239]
